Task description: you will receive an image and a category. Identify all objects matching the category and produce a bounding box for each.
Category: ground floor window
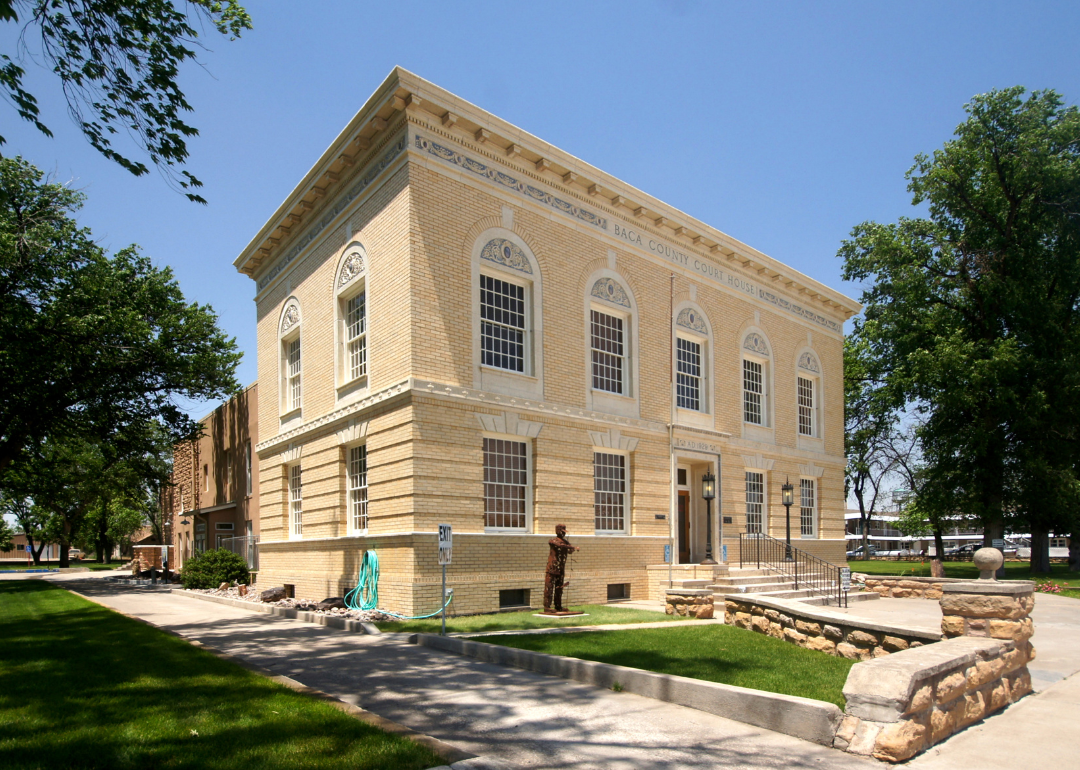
[594,452,627,532]
[483,438,528,529]
[348,444,368,533]
[800,478,815,536]
[745,471,764,534]
[289,464,303,537]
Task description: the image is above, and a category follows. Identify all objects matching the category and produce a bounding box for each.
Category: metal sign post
[840,567,851,608]
[438,524,452,636]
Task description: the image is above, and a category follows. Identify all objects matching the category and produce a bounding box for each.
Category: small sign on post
[438,524,452,636]
[663,544,672,564]
[992,538,1005,549]
[840,567,852,592]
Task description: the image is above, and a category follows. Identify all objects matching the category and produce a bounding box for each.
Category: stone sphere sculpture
[973,547,1004,579]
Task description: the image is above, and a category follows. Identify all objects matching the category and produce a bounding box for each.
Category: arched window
[278,299,302,417]
[674,303,712,425]
[334,243,370,394]
[796,350,822,439]
[741,329,773,429]
[471,229,544,399]
[585,271,639,417]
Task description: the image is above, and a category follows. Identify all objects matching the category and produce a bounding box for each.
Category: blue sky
[4,1,1079,418]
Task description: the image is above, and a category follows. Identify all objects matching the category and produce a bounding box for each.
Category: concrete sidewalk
[63,579,878,770]
[24,573,1079,769]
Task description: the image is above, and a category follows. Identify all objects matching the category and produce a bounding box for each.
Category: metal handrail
[738,532,846,607]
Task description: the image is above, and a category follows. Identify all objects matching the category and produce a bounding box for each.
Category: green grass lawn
[0,581,443,770]
[376,603,678,634]
[484,624,854,708]
[848,559,1080,597]
[0,561,124,571]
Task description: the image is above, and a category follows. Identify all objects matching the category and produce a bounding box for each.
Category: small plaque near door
[723,516,733,524]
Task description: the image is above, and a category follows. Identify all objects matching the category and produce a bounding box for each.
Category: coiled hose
[344,549,453,619]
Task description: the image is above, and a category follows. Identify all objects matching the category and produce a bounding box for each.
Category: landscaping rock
[218,581,230,591]
[238,585,248,596]
[318,597,347,611]
[260,586,287,602]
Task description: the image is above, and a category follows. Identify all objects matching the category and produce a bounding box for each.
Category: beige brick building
[234,68,859,615]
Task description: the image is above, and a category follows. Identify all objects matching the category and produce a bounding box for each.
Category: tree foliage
[0,156,242,480]
[840,87,1080,572]
[1,0,252,202]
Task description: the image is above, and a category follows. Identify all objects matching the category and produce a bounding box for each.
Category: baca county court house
[233,68,859,615]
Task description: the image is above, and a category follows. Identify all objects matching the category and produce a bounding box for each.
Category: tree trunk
[931,526,946,578]
[1029,527,1051,574]
[1069,536,1080,573]
[58,541,69,569]
[984,520,1006,578]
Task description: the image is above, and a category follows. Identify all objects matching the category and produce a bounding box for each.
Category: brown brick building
[166,383,260,569]
[233,68,859,614]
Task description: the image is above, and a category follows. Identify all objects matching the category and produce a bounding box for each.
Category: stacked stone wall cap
[842,637,1009,722]
[665,588,714,596]
[941,581,1034,596]
[730,595,940,641]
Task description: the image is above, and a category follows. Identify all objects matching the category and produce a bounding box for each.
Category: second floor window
[798,376,815,436]
[287,338,301,411]
[480,275,526,372]
[346,292,367,381]
[591,310,624,394]
[743,359,764,424]
[676,337,701,411]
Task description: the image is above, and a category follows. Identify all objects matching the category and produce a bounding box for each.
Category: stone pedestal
[665,588,714,619]
[939,581,1035,664]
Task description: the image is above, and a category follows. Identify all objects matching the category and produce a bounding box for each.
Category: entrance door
[678,491,691,563]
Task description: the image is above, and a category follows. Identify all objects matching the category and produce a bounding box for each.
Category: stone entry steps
[659,567,880,610]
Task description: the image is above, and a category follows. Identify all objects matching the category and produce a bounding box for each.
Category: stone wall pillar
[665,588,714,618]
[938,580,1035,667]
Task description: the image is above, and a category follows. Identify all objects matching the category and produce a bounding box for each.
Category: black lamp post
[701,470,717,564]
[782,477,794,561]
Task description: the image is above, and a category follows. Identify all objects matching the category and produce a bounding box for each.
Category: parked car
[846,544,878,558]
[68,548,83,560]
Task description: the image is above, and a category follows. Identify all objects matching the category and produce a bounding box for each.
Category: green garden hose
[344,549,452,619]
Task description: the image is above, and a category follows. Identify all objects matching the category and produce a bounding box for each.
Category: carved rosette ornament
[280,304,300,334]
[480,238,533,274]
[676,307,708,333]
[590,278,631,308]
[798,352,820,373]
[743,332,770,356]
[338,253,365,287]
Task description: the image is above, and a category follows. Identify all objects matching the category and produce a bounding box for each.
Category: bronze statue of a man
[543,524,579,612]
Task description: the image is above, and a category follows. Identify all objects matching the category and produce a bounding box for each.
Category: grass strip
[0,562,122,571]
[0,581,443,770]
[376,602,678,634]
[483,624,854,708]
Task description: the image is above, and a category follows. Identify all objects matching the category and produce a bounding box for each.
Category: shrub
[179,549,250,589]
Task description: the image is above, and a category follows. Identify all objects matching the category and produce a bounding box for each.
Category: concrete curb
[64,584,472,766]
[166,589,382,635]
[411,633,843,746]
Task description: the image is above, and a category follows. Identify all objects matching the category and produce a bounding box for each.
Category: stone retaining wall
[724,595,940,660]
[857,575,967,599]
[665,589,715,619]
[836,636,1032,762]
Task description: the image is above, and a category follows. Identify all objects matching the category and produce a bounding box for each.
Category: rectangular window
[287,338,301,411]
[203,464,209,493]
[743,359,763,424]
[594,452,627,532]
[798,376,815,436]
[289,464,302,537]
[591,310,624,394]
[348,445,368,533]
[676,337,701,411]
[800,478,815,536]
[346,292,367,381]
[480,275,526,372]
[746,471,764,534]
[483,438,528,529]
[245,442,252,497]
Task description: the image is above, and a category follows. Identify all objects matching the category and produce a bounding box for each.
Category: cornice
[235,67,860,321]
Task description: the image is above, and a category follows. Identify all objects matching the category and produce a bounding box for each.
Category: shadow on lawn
[0,582,436,770]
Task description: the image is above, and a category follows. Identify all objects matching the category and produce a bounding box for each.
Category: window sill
[279,408,302,429]
[797,435,825,452]
[589,389,639,418]
[483,527,531,534]
[479,365,542,399]
[677,407,712,430]
[480,364,536,380]
[347,529,369,538]
[594,530,629,536]
[336,377,370,404]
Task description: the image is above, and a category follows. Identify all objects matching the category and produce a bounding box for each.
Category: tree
[839,88,1080,574]
[0,489,50,563]
[0,156,242,481]
[1,0,251,203]
[0,513,13,552]
[844,335,899,561]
